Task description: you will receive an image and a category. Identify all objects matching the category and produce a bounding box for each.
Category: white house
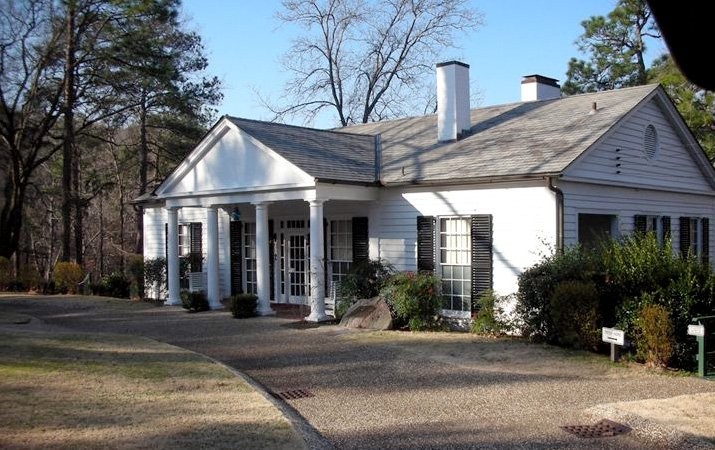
[139,61,715,322]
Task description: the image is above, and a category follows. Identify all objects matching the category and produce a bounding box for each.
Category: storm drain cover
[561,419,631,438]
[272,389,315,400]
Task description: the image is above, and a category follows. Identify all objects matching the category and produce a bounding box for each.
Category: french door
[284,232,310,303]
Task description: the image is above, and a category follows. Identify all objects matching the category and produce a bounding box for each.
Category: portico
[159,184,376,320]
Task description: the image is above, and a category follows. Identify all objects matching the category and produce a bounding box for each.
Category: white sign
[602,327,625,346]
[688,324,705,337]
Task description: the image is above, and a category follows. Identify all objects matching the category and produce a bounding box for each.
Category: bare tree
[270,0,482,126]
[0,0,64,261]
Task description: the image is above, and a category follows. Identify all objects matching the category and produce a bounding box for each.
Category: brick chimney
[520,75,561,102]
[436,61,470,142]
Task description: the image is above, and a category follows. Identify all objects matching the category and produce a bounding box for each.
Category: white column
[254,202,275,315]
[305,200,328,322]
[206,206,221,309]
[165,207,181,305]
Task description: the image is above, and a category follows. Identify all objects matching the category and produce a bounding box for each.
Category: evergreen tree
[648,55,715,159]
[562,0,659,95]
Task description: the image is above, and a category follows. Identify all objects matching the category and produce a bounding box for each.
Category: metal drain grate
[561,419,631,438]
[272,389,315,400]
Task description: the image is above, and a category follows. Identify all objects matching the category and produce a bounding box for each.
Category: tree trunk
[61,0,76,262]
[99,193,105,276]
[135,90,149,255]
[0,177,25,259]
[73,135,83,265]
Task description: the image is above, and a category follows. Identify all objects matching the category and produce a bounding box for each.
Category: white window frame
[177,224,191,257]
[328,218,353,297]
[689,217,701,256]
[243,222,257,295]
[644,215,666,246]
[437,216,471,319]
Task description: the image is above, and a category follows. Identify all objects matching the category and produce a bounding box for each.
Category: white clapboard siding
[566,98,712,193]
[163,126,312,196]
[376,182,557,295]
[561,180,715,258]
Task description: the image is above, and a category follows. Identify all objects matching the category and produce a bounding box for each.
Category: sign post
[688,320,709,377]
[602,327,625,362]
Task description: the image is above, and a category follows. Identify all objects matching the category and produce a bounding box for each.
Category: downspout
[548,177,564,253]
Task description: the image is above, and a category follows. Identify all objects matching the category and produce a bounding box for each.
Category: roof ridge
[338,84,661,131]
[227,115,376,138]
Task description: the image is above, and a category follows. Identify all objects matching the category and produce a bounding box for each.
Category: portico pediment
[156,118,315,198]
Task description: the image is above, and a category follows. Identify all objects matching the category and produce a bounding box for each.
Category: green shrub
[52,262,84,294]
[470,290,514,336]
[634,303,674,368]
[0,256,12,289]
[516,246,598,341]
[549,280,601,350]
[18,265,42,291]
[181,291,209,312]
[144,257,166,300]
[230,293,258,318]
[516,232,715,370]
[335,259,394,318]
[94,272,131,299]
[127,254,145,299]
[381,271,441,331]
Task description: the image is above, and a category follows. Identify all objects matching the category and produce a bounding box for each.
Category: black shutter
[269,219,275,301]
[634,215,647,234]
[230,221,243,295]
[323,218,328,292]
[471,215,493,308]
[190,222,202,272]
[680,216,691,257]
[352,217,369,265]
[702,218,710,264]
[164,223,168,262]
[416,216,435,272]
[661,216,671,242]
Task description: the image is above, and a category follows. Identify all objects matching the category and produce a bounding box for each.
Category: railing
[188,272,207,293]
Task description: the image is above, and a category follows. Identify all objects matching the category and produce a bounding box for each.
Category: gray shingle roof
[228,85,660,185]
[227,117,377,183]
[338,84,660,184]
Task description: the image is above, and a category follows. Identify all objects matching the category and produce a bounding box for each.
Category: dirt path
[2,294,714,449]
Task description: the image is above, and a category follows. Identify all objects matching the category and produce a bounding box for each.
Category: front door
[285,232,309,303]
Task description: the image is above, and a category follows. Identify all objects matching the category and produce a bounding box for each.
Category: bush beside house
[515,233,714,370]
[181,290,209,312]
[229,293,258,318]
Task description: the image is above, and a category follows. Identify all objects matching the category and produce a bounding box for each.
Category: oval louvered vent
[644,124,658,159]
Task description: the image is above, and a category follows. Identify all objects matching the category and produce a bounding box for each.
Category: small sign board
[688,324,705,337]
[602,327,625,346]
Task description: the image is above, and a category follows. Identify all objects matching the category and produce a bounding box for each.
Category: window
[644,124,659,159]
[634,215,671,246]
[578,214,617,250]
[178,224,190,256]
[329,219,353,295]
[438,217,471,314]
[244,222,257,294]
[679,216,710,263]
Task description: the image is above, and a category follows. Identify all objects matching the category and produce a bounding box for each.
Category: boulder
[339,297,393,330]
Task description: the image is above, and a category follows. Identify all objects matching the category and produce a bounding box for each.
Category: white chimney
[520,74,561,102]
[437,61,470,142]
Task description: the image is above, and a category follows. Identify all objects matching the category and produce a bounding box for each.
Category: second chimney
[520,74,561,102]
[437,61,470,142]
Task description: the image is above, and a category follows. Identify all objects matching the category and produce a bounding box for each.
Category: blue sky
[181,0,666,128]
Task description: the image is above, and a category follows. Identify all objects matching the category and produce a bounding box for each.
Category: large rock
[339,297,393,330]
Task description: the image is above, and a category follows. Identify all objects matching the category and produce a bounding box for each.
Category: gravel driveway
[2,295,714,450]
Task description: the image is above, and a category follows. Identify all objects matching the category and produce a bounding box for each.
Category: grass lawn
[0,326,306,449]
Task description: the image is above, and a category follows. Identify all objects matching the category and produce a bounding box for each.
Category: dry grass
[0,329,306,450]
[605,393,715,443]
